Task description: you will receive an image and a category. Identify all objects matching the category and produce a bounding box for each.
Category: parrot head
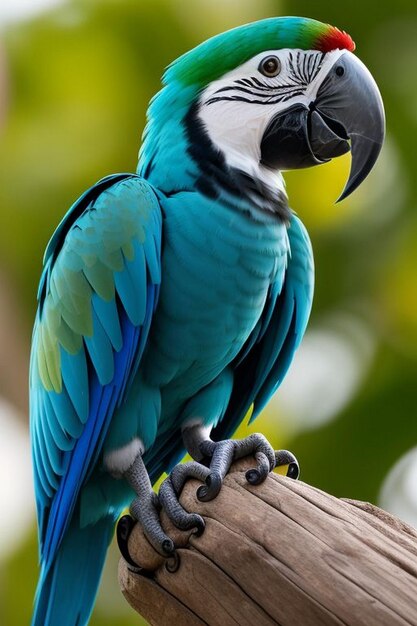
[141,17,385,203]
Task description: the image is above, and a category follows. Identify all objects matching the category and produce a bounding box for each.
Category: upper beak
[260,51,385,201]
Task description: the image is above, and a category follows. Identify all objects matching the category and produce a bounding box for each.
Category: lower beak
[260,51,385,201]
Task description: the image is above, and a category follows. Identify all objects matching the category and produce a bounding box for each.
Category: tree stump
[118,458,417,625]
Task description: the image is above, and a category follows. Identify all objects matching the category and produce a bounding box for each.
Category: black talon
[197,472,222,501]
[246,468,262,485]
[165,551,180,573]
[192,517,206,537]
[196,484,210,501]
[185,513,206,534]
[275,449,300,480]
[245,449,271,486]
[117,515,141,571]
[162,538,175,555]
[287,461,300,480]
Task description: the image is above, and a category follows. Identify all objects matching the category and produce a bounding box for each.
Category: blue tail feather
[32,516,115,626]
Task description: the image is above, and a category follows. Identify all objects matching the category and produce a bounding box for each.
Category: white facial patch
[198,48,346,187]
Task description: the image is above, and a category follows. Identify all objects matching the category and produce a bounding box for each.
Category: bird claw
[167,433,300,509]
[119,440,299,568]
[117,514,140,570]
[116,512,181,575]
[245,450,271,485]
[196,432,296,502]
[275,449,300,480]
[116,514,156,575]
[196,471,222,501]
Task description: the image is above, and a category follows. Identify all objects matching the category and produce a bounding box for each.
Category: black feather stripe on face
[206,51,325,107]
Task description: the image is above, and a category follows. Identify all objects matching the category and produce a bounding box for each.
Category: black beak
[260,52,385,201]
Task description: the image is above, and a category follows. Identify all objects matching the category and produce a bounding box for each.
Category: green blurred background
[0,0,416,624]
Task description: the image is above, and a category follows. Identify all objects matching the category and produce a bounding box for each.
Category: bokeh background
[0,0,416,624]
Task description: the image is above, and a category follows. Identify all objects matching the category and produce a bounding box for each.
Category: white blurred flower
[0,0,65,26]
[271,312,376,434]
[379,447,417,528]
[0,398,34,561]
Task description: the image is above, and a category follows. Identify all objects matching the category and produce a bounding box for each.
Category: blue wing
[212,213,314,441]
[30,174,162,570]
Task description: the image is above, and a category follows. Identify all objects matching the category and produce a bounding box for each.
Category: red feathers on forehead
[317,27,356,53]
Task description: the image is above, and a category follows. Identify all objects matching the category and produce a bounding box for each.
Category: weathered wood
[118,458,417,626]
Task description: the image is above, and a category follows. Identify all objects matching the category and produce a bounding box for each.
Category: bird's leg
[158,424,299,530]
[118,455,208,567]
[120,452,175,557]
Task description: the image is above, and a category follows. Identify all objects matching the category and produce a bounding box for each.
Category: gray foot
[118,440,299,566]
[161,432,299,514]
[122,453,176,558]
[196,433,298,501]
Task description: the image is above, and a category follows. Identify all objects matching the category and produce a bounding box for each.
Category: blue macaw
[30,16,384,626]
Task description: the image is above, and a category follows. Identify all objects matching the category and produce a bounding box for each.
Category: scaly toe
[162,538,175,554]
[197,471,222,502]
[159,475,206,534]
[245,450,271,485]
[130,494,175,557]
[170,461,210,494]
[251,433,276,470]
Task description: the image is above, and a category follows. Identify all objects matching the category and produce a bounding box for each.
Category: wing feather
[30,174,162,568]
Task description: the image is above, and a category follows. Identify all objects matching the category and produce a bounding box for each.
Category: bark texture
[118,458,417,626]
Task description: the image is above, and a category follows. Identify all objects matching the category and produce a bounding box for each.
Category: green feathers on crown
[164,17,355,88]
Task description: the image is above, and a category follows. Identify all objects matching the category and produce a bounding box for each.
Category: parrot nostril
[335,66,345,77]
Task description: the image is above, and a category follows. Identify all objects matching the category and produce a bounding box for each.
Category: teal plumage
[29,16,381,626]
[31,177,313,626]
[31,174,163,624]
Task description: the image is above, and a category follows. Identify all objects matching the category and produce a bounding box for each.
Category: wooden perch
[118,458,417,625]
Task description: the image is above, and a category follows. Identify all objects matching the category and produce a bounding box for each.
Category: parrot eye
[335,65,345,77]
[259,55,281,78]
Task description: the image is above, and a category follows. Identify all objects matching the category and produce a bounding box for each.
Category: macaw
[30,16,384,626]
